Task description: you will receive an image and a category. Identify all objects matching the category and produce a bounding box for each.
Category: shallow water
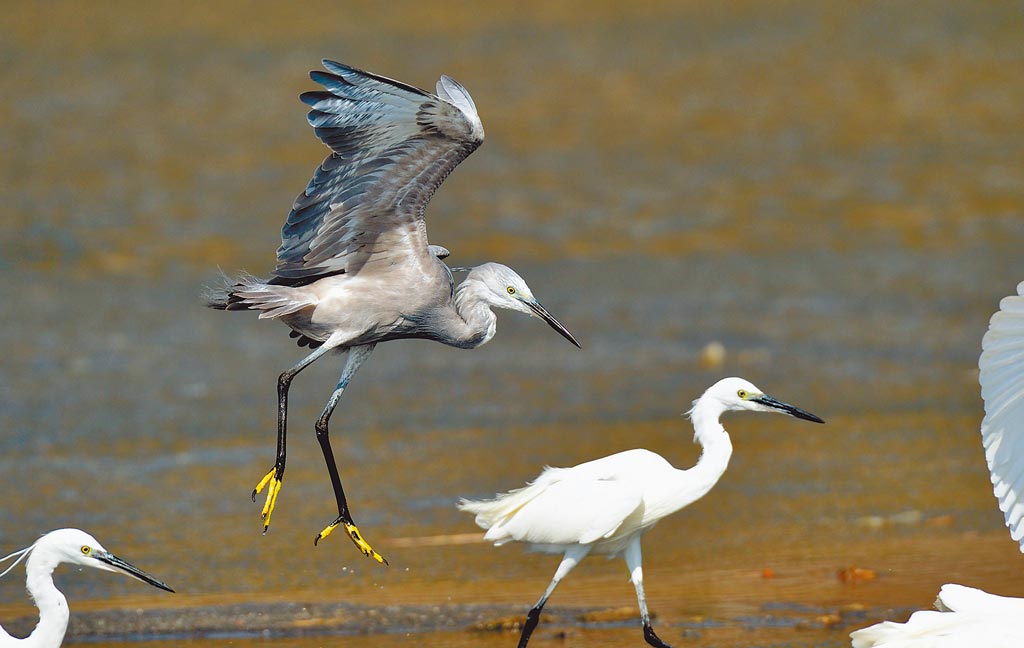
[2,1,1024,646]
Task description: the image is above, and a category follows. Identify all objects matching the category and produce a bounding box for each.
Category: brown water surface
[2,1,1024,647]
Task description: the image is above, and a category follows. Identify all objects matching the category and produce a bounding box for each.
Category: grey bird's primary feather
[275,60,484,283]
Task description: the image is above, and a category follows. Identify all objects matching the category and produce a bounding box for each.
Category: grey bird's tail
[202,272,257,311]
[203,272,316,319]
[204,272,323,349]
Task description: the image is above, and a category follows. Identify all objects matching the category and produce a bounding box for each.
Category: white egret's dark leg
[253,343,333,531]
[518,545,589,648]
[309,344,387,563]
[625,538,671,648]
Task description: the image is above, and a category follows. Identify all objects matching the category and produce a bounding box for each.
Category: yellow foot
[315,518,388,565]
[252,468,283,532]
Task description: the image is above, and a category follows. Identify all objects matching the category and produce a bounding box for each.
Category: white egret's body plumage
[0,529,173,648]
[207,61,579,562]
[468,414,732,558]
[850,281,1024,647]
[460,377,824,648]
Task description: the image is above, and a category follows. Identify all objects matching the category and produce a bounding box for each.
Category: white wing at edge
[979,280,1024,552]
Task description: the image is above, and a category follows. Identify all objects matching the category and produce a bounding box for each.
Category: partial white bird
[459,377,824,648]
[206,60,580,565]
[0,529,174,647]
[849,584,1024,648]
[850,281,1024,647]
[980,281,1024,548]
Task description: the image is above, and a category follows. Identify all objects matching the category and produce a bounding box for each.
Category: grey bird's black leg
[253,343,332,532]
[309,344,387,564]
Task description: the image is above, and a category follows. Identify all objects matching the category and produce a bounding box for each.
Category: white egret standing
[206,60,580,564]
[459,377,824,648]
[0,529,174,647]
[850,281,1024,647]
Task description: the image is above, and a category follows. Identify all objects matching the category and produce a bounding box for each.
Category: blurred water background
[1,1,1023,646]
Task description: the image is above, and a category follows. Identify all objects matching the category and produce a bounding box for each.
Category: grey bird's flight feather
[274,60,485,283]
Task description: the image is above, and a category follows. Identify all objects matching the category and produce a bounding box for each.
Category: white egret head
[694,377,825,423]
[1,529,174,592]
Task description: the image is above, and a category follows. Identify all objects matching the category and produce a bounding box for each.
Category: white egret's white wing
[459,462,647,548]
[979,280,1024,552]
[274,60,484,282]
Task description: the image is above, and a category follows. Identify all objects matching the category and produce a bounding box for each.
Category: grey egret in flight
[0,529,174,647]
[459,377,824,648]
[206,60,580,565]
[850,281,1024,647]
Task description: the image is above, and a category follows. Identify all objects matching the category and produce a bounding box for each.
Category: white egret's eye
[737,389,748,399]
[507,286,516,295]
[81,546,91,555]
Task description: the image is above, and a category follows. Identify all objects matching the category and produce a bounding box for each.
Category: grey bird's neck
[442,275,498,349]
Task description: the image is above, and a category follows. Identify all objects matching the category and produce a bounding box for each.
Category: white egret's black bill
[527,301,581,348]
[95,552,175,592]
[754,395,825,423]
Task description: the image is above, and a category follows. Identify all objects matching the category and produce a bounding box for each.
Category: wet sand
[1,527,1020,646]
[3,0,1024,646]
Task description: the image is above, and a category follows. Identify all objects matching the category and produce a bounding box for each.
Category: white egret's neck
[641,396,736,523]
[689,395,733,448]
[640,398,735,524]
[11,548,71,647]
[688,395,737,481]
[450,276,498,349]
[680,396,734,503]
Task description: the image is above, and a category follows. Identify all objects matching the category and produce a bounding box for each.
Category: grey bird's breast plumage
[279,254,460,347]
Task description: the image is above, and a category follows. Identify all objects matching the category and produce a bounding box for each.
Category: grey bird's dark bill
[528,301,581,348]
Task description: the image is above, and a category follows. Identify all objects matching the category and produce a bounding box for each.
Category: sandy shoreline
[1,598,881,645]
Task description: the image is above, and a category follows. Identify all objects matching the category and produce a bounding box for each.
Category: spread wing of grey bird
[274,60,485,282]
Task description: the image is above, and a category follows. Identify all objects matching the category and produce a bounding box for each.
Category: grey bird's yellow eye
[507,286,516,295]
[81,546,91,555]
[737,389,748,399]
